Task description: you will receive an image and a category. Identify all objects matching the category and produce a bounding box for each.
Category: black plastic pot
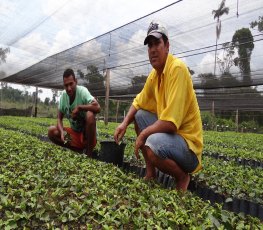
[139,167,146,178]
[162,174,170,187]
[258,205,263,221]
[232,198,240,213]
[99,140,126,167]
[207,188,216,204]
[157,171,165,184]
[187,181,194,192]
[214,193,225,204]
[223,198,233,211]
[128,165,138,174]
[240,199,249,215]
[201,187,211,201]
[131,165,141,175]
[167,177,176,189]
[121,161,130,172]
[249,201,258,217]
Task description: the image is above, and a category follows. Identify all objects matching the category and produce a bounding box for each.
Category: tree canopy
[232,28,254,82]
[78,65,105,95]
[0,47,10,64]
[250,16,263,32]
[216,42,235,75]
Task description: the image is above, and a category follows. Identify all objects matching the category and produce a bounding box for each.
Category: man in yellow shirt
[114,20,203,191]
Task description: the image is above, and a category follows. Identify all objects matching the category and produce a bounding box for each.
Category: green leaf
[209,213,220,228]
[0,195,8,206]
[225,198,233,203]
[4,220,17,230]
[61,216,67,223]
[39,212,50,222]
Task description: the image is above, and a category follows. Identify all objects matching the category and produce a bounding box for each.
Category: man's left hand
[71,107,79,120]
[134,133,146,159]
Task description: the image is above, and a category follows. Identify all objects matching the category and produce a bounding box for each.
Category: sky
[0,0,262,101]
[0,0,180,101]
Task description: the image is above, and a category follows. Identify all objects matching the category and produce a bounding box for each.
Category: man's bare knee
[145,146,159,165]
[85,111,96,125]
[48,126,59,140]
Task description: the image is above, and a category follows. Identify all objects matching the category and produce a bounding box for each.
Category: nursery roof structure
[0,0,263,112]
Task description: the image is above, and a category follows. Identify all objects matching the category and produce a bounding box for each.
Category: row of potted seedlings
[1,127,262,228]
[0,117,262,222]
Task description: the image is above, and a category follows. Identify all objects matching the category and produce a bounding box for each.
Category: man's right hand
[71,106,79,120]
[57,111,65,143]
[114,105,137,144]
[60,131,65,143]
[114,122,127,144]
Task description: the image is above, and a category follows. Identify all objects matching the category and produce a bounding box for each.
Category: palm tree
[212,0,229,76]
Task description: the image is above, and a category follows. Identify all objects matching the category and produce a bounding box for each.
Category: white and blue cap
[144,20,168,45]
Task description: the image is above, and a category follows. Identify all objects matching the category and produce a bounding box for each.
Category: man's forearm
[77,101,100,114]
[122,105,137,127]
[57,119,64,133]
[140,119,177,140]
[57,111,64,134]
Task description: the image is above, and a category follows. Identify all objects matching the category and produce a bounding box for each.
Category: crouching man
[114,21,203,191]
[48,68,100,157]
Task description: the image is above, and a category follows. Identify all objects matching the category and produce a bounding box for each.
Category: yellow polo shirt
[133,54,203,173]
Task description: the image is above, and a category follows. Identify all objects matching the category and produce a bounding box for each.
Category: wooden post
[0,82,2,109]
[212,101,215,116]
[235,109,239,132]
[211,100,215,130]
[34,87,38,117]
[115,100,120,123]
[104,69,110,125]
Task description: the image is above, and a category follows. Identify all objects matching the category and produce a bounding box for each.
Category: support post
[212,101,215,115]
[211,101,215,130]
[34,87,38,117]
[0,82,2,110]
[104,69,110,125]
[115,100,120,123]
[235,109,239,132]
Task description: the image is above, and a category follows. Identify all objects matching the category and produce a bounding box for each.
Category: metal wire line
[4,7,262,84]
[104,35,263,71]
[1,0,262,112]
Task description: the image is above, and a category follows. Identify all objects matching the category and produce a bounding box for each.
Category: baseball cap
[144,20,168,45]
